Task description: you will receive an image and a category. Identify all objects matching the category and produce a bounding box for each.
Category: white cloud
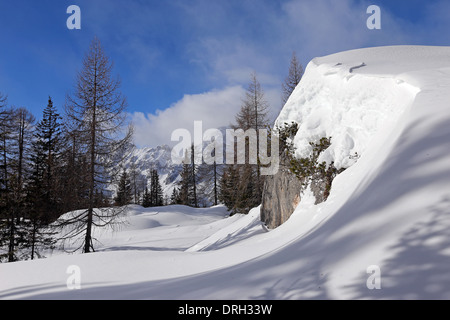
[131,86,245,148]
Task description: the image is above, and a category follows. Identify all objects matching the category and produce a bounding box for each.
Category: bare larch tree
[61,37,133,253]
[282,52,304,106]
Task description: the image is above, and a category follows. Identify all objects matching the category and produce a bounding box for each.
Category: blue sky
[0,0,449,147]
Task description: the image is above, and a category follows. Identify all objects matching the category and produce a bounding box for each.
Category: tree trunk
[213,160,218,206]
[8,218,15,262]
[191,144,198,208]
[84,63,98,254]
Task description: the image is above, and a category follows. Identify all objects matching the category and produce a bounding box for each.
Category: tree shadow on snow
[6,117,450,300]
[344,195,450,300]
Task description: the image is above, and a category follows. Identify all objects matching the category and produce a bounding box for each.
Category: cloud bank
[131,86,245,147]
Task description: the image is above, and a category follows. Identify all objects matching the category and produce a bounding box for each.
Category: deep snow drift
[2,46,450,300]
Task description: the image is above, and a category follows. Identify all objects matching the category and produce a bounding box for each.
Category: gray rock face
[310,176,328,205]
[260,155,304,229]
[260,155,332,229]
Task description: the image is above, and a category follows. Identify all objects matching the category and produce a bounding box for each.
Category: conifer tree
[197,146,223,207]
[0,107,35,262]
[190,144,198,208]
[142,186,151,208]
[0,98,15,262]
[213,159,218,206]
[0,92,10,213]
[22,97,62,260]
[282,52,304,105]
[114,168,132,206]
[60,37,133,253]
[12,108,35,197]
[177,146,199,208]
[170,187,180,205]
[129,163,141,204]
[238,72,269,200]
[218,164,238,213]
[59,129,91,214]
[28,97,63,222]
[149,169,163,207]
[221,72,270,214]
[178,162,193,206]
[21,200,57,260]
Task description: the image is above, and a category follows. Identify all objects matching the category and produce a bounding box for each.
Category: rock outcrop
[260,154,333,229]
[260,154,303,229]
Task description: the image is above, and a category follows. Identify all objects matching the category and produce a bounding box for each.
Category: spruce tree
[114,169,132,206]
[21,97,62,260]
[190,144,198,208]
[149,169,163,207]
[178,162,193,206]
[218,165,237,213]
[28,97,63,222]
[177,147,199,207]
[142,186,151,208]
[170,187,180,205]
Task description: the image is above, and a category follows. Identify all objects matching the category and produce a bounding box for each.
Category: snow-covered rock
[275,46,425,170]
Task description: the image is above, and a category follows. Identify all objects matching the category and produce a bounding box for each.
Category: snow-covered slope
[2,46,450,300]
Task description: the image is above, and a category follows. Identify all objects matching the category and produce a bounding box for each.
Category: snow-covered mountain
[120,144,181,198]
[2,46,450,300]
[118,142,224,206]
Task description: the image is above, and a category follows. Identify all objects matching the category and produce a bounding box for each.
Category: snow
[2,45,450,300]
[275,46,430,169]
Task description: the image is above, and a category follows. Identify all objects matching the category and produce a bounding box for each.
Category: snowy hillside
[2,45,450,300]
